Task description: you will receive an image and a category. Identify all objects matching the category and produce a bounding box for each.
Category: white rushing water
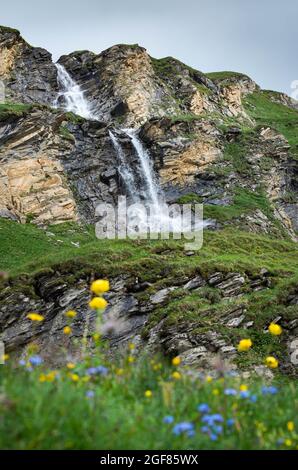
[54,63,97,120]
[124,128,161,210]
[109,130,139,200]
[110,128,194,234]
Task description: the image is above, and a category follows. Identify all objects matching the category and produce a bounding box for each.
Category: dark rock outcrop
[0,26,58,105]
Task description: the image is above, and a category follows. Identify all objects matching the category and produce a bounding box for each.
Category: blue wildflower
[201,426,209,433]
[86,365,108,376]
[202,414,224,426]
[226,418,235,427]
[85,390,95,398]
[95,365,108,375]
[250,394,257,403]
[163,415,174,424]
[173,422,194,436]
[19,359,26,366]
[29,355,43,366]
[224,388,237,396]
[213,425,223,434]
[197,403,210,414]
[210,433,218,441]
[187,429,196,438]
[211,414,224,423]
[277,438,284,446]
[262,386,278,395]
[239,390,250,399]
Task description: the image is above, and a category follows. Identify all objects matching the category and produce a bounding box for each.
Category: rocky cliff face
[1,26,298,371]
[1,26,297,234]
[0,26,58,105]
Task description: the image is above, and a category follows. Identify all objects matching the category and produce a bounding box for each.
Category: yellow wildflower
[128,355,135,364]
[1,354,9,362]
[27,313,44,322]
[70,373,79,382]
[212,388,220,396]
[46,371,57,382]
[115,368,124,376]
[172,356,181,366]
[206,375,213,383]
[39,373,46,383]
[265,356,279,369]
[153,363,162,371]
[144,390,152,398]
[285,439,292,447]
[287,421,295,432]
[65,310,77,318]
[128,343,135,351]
[172,371,181,380]
[240,384,248,392]
[66,362,75,369]
[268,323,282,336]
[238,338,252,352]
[89,297,108,310]
[63,326,72,335]
[93,333,100,341]
[90,279,110,295]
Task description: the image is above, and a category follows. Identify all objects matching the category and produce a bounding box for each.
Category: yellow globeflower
[172,356,181,366]
[144,390,152,398]
[89,297,108,310]
[268,323,282,336]
[206,375,213,383]
[91,279,110,295]
[66,362,75,369]
[287,421,295,432]
[39,373,46,383]
[1,354,9,362]
[27,313,44,322]
[212,388,220,396]
[265,356,279,369]
[285,439,292,447]
[70,373,80,382]
[128,343,135,351]
[93,333,100,341]
[63,326,72,335]
[172,371,181,380]
[115,368,124,376]
[238,339,252,352]
[240,384,248,392]
[46,371,57,382]
[65,310,77,319]
[128,356,135,364]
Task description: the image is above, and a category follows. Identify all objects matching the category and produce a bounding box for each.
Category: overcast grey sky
[1,0,297,93]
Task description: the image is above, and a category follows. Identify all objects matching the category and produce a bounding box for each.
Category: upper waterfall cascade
[54,63,97,120]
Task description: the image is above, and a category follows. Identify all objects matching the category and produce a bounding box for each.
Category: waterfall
[108,130,139,200]
[124,129,161,210]
[110,128,178,232]
[54,63,97,120]
[54,66,202,235]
